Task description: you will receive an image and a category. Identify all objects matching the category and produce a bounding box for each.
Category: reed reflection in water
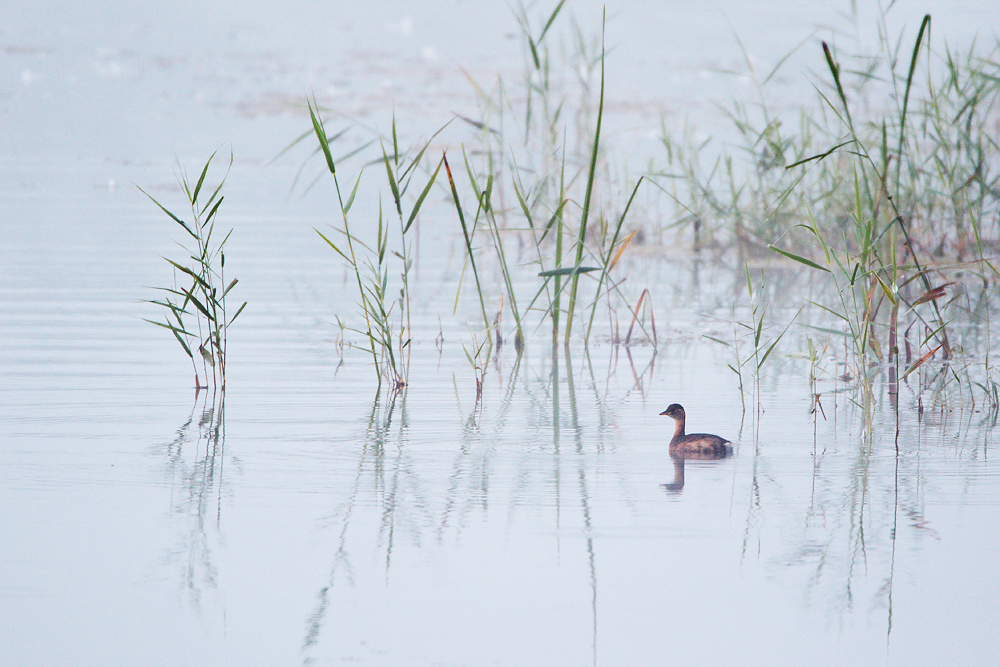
[158,335,994,666]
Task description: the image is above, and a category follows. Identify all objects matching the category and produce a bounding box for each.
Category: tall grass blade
[308,99,337,175]
[404,156,444,234]
[539,266,601,277]
[898,15,932,182]
[585,177,643,343]
[539,0,568,44]
[191,150,217,205]
[564,11,605,342]
[822,41,853,129]
[137,187,197,239]
[382,141,403,217]
[767,245,833,272]
[444,152,491,335]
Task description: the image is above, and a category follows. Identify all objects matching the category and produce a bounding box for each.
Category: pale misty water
[2,1,999,666]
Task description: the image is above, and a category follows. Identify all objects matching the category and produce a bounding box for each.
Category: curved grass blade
[902,344,943,379]
[822,41,853,129]
[539,266,601,277]
[768,245,831,272]
[404,155,444,234]
[564,10,605,341]
[137,187,197,239]
[191,150,218,206]
[308,98,337,175]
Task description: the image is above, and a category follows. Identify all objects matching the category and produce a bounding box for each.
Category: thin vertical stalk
[308,99,382,390]
[564,13,605,343]
[444,153,492,339]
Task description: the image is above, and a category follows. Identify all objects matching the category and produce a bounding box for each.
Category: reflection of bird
[659,404,732,456]
[662,449,732,493]
[662,452,687,493]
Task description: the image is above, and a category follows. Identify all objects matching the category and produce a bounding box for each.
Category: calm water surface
[2,1,999,665]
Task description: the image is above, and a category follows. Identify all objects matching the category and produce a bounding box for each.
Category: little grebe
[659,403,731,456]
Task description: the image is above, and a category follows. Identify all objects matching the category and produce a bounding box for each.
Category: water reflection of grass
[300,342,655,660]
[156,389,229,609]
[285,333,996,660]
[734,390,998,647]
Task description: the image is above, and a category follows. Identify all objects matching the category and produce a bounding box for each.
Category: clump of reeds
[308,101,443,393]
[771,17,967,404]
[703,265,798,417]
[141,152,246,390]
[456,3,647,348]
[297,1,646,381]
[658,15,1000,261]
[658,9,1000,411]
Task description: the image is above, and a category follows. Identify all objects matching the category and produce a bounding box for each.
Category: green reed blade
[872,271,897,305]
[802,322,851,337]
[586,177,643,343]
[444,152,491,334]
[758,307,801,370]
[181,288,214,321]
[538,198,568,243]
[564,11,605,342]
[821,42,853,130]
[391,114,399,166]
[314,228,351,262]
[703,335,733,348]
[377,204,387,264]
[404,156,444,234]
[229,301,247,325]
[202,151,232,214]
[805,298,850,322]
[522,275,557,318]
[768,245,832,272]
[539,266,601,277]
[538,0,567,44]
[167,304,188,328]
[754,306,765,347]
[482,175,493,214]
[191,151,217,206]
[898,15,932,175]
[204,196,224,226]
[460,148,484,204]
[511,178,536,229]
[343,169,364,214]
[381,140,402,217]
[164,258,207,288]
[158,319,194,359]
[308,99,336,175]
[143,317,194,338]
[138,187,198,240]
[217,228,233,251]
[527,34,541,71]
[785,140,855,170]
